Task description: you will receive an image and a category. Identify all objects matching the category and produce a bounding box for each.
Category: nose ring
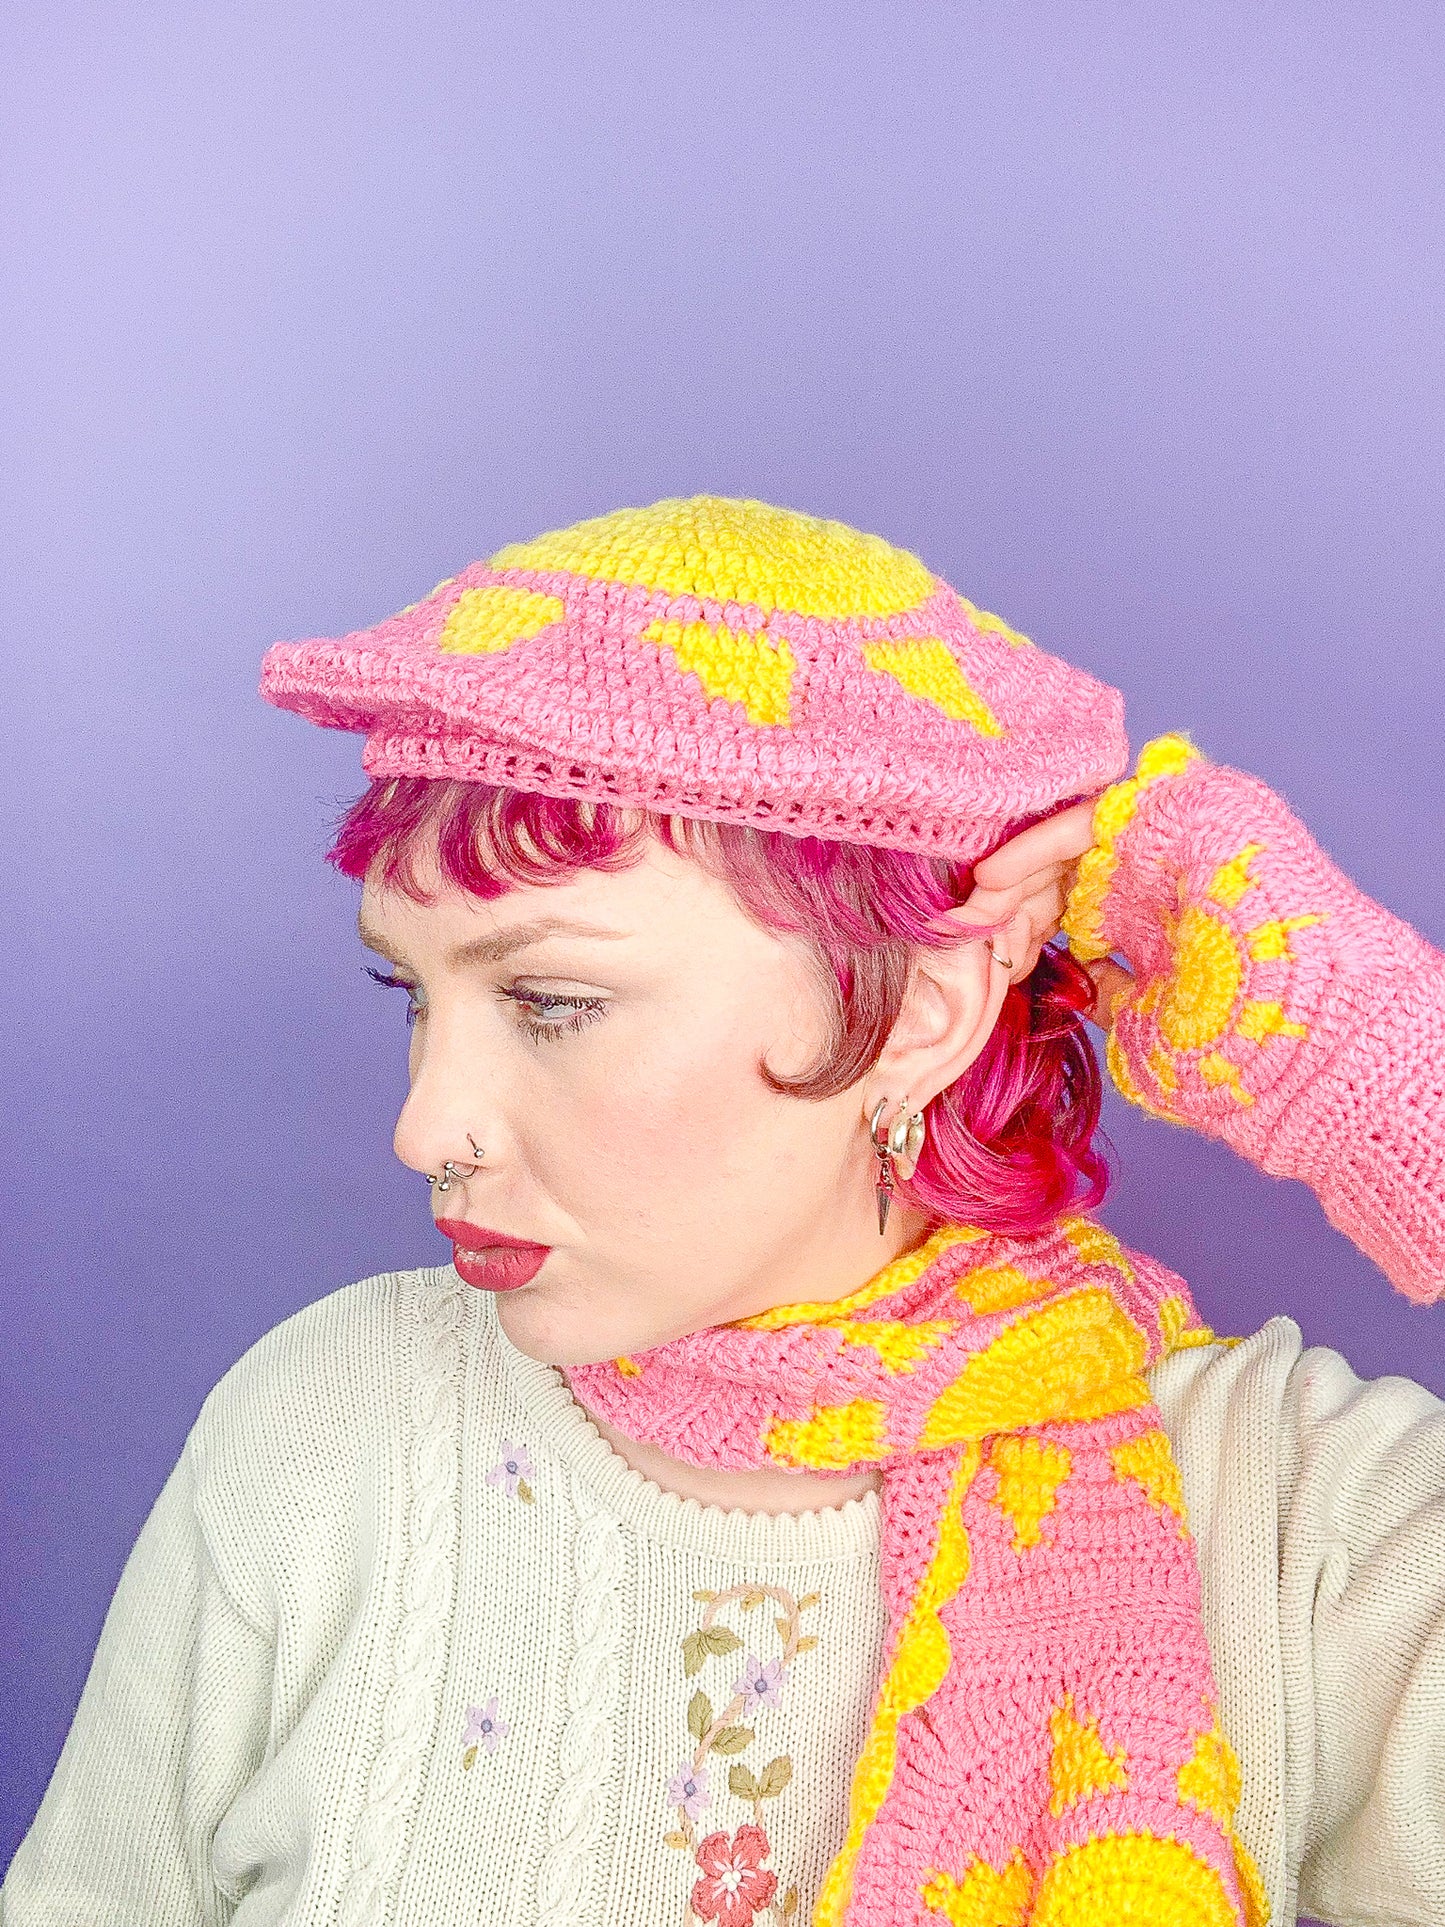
[426,1134,484,1193]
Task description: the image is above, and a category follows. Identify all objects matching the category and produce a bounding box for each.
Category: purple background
[3,5,1441,1908]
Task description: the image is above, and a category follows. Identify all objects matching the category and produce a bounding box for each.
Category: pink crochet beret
[258,495,1130,862]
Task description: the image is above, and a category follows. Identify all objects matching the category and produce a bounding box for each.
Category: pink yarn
[258,497,1130,864]
[1065,746,1445,1307]
[327,773,1114,1239]
[567,1215,1261,1923]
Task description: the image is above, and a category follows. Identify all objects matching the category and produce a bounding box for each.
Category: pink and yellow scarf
[567,1214,1269,1926]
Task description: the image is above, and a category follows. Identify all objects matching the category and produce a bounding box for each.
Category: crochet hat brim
[259,500,1130,862]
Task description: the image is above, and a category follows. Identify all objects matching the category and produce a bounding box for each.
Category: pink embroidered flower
[462,1697,509,1754]
[733,1655,786,1715]
[668,1761,711,1821]
[486,1441,534,1499]
[690,1825,778,1926]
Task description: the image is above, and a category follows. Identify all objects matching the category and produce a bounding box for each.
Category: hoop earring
[868,1095,926,1235]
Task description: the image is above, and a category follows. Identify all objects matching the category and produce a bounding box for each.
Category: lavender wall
[3,3,1441,1902]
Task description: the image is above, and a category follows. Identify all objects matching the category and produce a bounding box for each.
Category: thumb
[1083,957,1135,1030]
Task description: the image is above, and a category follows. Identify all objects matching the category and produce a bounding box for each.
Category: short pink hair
[328,778,1112,1238]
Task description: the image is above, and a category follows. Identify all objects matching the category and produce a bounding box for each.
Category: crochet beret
[258,495,1129,862]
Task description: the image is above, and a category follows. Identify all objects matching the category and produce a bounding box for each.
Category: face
[358,831,979,1367]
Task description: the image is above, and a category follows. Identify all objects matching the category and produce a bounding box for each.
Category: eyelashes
[363,966,607,1044]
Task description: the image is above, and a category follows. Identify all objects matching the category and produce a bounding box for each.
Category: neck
[569,1205,945,1516]
[582,1407,883,1515]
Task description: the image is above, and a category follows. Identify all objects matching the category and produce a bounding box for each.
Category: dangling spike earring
[869,1096,895,1234]
[869,1095,927,1235]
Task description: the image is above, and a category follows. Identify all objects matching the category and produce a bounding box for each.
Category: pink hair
[327,778,1112,1238]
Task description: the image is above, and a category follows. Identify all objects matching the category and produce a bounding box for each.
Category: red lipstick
[434,1217,551,1292]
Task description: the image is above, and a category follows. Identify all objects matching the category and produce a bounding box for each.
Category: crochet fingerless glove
[1061,733,1445,1305]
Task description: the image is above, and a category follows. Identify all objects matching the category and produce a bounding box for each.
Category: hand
[959,799,1135,1027]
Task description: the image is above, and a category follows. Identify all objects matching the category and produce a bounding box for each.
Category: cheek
[544,1011,769,1193]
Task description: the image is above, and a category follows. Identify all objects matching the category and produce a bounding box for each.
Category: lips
[434,1216,551,1293]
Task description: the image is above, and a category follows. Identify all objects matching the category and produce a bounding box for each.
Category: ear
[863,904,1031,1118]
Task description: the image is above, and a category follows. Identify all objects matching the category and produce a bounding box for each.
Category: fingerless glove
[1061,733,1445,1305]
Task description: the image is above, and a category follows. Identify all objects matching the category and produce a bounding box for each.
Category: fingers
[1082,957,1135,1028]
[970,797,1101,893]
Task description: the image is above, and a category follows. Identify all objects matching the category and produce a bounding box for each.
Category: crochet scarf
[567,1213,1269,1927]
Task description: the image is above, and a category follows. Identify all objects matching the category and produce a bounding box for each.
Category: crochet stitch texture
[567,1217,1268,1926]
[258,496,1129,861]
[259,495,1443,1921]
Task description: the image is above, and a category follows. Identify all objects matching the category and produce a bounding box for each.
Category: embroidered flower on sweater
[486,1441,535,1503]
[668,1762,712,1821]
[690,1825,778,1927]
[733,1655,786,1715]
[667,1582,816,1925]
[461,1696,509,1766]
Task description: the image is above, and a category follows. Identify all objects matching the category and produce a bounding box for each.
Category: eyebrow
[356,912,631,970]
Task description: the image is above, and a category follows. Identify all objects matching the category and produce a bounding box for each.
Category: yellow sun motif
[639,616,796,725]
[921,1846,1033,1924]
[488,495,937,618]
[860,636,1004,735]
[1142,842,1324,1108]
[437,584,565,653]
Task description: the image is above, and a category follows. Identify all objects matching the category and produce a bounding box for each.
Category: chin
[495,1293,648,1370]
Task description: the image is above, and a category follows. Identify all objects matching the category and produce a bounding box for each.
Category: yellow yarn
[836,1320,955,1372]
[639,617,796,726]
[988,1434,1073,1552]
[953,1263,1054,1315]
[1158,1294,1218,1352]
[1207,841,1266,910]
[737,1222,986,1330]
[920,1846,1034,1924]
[859,636,1004,735]
[1059,732,1202,964]
[959,597,1034,649]
[1199,1053,1254,1104]
[437,584,564,653]
[1247,915,1326,963]
[1234,999,1309,1042]
[488,495,937,618]
[1030,1832,1240,1926]
[1232,1835,1272,1927]
[1157,903,1245,1051]
[917,1289,1151,1449]
[1177,1715,1243,1827]
[1110,1427,1189,1537]
[1048,1692,1129,1815]
[1059,1215,1137,1283]
[813,1442,982,1926]
[763,1398,889,1470]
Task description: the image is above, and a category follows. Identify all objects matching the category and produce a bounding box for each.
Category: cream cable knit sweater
[4,1265,1445,1927]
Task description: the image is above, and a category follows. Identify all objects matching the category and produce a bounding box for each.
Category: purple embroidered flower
[733,1655,786,1715]
[668,1760,711,1821]
[486,1441,535,1501]
[463,1696,509,1754]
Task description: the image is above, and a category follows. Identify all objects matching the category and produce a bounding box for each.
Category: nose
[391,1022,498,1190]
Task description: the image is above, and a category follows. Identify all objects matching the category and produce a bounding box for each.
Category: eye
[500,985,607,1044]
[364,965,425,1026]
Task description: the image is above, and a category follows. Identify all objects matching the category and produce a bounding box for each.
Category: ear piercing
[869,1096,927,1236]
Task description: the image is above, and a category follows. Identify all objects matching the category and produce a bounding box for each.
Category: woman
[4,496,1442,1927]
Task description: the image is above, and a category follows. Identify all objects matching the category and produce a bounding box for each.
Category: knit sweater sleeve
[1060,732,1445,1306]
[1277,1340,1445,1923]
[0,1435,274,1926]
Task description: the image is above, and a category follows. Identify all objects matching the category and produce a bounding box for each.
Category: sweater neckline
[467,1268,882,1564]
